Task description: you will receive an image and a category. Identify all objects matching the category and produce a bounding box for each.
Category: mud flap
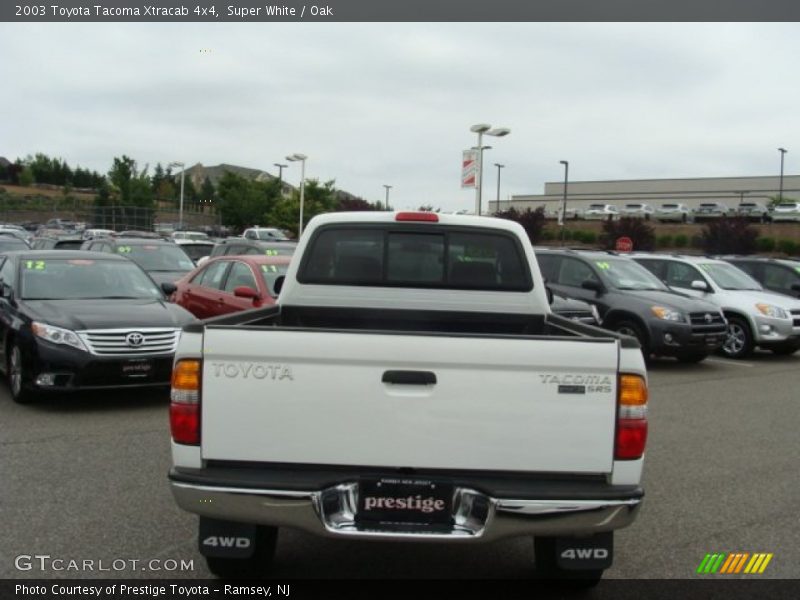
[198,517,258,559]
[555,532,614,570]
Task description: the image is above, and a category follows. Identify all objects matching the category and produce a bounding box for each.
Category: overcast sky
[2,22,800,211]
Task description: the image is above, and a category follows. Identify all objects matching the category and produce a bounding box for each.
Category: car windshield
[776,204,799,209]
[176,232,210,241]
[254,229,289,241]
[179,243,214,262]
[116,244,195,271]
[588,204,605,210]
[698,263,762,290]
[594,258,669,291]
[21,259,163,300]
[661,204,678,209]
[625,204,642,209]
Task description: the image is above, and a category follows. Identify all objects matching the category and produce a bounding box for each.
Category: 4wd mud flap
[198,517,257,559]
[555,532,614,570]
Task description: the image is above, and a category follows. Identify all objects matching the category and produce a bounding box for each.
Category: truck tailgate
[201,328,620,474]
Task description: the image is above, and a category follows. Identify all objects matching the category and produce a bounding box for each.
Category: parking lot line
[704,358,755,368]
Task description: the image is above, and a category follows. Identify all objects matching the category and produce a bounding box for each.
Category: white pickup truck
[168,212,648,583]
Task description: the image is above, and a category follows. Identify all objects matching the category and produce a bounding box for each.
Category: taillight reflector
[395,212,439,222]
[615,374,648,460]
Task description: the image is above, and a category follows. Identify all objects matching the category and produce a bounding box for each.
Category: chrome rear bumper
[171,481,642,542]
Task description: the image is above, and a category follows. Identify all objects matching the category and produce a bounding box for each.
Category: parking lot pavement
[1,352,799,580]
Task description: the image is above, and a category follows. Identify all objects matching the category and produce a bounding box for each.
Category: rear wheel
[204,526,278,579]
[720,316,754,359]
[533,537,604,587]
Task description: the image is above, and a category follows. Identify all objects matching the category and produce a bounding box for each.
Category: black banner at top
[3,0,800,23]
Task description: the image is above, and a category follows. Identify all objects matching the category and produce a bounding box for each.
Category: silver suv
[632,254,800,358]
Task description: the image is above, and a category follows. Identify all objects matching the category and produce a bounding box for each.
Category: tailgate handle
[382,370,437,385]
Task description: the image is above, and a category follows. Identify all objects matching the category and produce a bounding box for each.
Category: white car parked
[736,202,771,222]
[770,202,800,223]
[620,203,655,219]
[633,254,800,359]
[693,202,731,220]
[655,203,693,223]
[583,203,619,220]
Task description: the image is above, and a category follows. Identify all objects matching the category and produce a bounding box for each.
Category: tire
[533,537,604,587]
[720,316,754,359]
[8,343,36,404]
[204,526,278,579]
[676,352,708,364]
[770,343,799,356]
[611,320,647,351]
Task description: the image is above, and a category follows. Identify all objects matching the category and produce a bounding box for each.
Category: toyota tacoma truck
[168,211,648,583]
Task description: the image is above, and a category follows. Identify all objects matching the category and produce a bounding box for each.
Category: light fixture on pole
[168,161,185,230]
[559,160,569,245]
[286,153,307,237]
[383,185,392,210]
[470,123,510,215]
[778,147,788,203]
[274,163,288,188]
[494,163,505,210]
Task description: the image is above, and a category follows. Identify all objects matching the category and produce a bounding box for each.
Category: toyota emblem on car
[125,332,145,347]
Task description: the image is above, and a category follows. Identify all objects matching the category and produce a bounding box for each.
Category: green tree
[493,207,547,243]
[200,176,216,203]
[266,179,338,236]
[19,166,34,187]
[216,172,282,231]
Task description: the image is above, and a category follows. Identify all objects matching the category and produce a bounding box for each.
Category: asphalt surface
[2,352,799,582]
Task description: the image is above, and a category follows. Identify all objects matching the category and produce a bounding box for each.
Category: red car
[172,255,291,319]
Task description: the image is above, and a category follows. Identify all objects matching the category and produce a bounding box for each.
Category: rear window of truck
[298,226,532,290]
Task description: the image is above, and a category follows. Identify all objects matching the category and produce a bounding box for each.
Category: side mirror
[234,286,260,300]
[273,275,285,296]
[546,286,554,305]
[161,282,178,296]
[581,279,604,294]
[690,280,709,291]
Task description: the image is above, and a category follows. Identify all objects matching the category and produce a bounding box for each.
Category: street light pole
[559,160,569,245]
[778,147,788,203]
[168,161,185,230]
[286,153,307,237]
[274,163,288,189]
[383,185,392,210]
[494,163,505,210]
[470,123,510,216]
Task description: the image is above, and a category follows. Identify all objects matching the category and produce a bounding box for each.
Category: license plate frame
[356,478,454,527]
[121,359,154,378]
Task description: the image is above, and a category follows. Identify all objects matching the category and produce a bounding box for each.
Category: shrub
[540,228,555,241]
[562,229,573,241]
[777,239,797,255]
[599,217,655,251]
[674,234,688,248]
[757,237,776,253]
[700,217,758,254]
[581,231,597,244]
[657,234,673,248]
[690,234,704,249]
[494,206,547,243]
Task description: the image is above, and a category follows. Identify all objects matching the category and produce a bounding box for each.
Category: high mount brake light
[395,212,439,222]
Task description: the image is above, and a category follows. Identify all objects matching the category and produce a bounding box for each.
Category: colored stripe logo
[697,552,773,574]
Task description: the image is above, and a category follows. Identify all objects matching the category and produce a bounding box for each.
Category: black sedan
[0,251,196,403]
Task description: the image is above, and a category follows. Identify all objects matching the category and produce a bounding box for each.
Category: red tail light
[615,374,648,460]
[170,359,201,445]
[395,212,439,222]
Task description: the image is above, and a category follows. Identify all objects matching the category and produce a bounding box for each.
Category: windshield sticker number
[24,260,46,270]
[117,246,132,254]
[264,249,280,256]
[261,264,279,273]
[595,261,611,270]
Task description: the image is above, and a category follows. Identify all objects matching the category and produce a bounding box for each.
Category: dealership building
[487,174,800,215]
